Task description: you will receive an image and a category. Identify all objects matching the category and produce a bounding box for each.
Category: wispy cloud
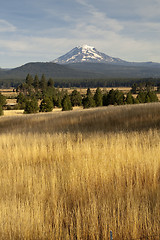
[0,20,16,32]
[76,0,123,32]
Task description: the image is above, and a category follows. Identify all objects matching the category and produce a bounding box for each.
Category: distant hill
[0,62,102,80]
[66,62,160,78]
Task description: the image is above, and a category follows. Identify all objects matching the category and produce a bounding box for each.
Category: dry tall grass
[0,103,160,239]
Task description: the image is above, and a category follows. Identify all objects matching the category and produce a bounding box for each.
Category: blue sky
[1,0,160,68]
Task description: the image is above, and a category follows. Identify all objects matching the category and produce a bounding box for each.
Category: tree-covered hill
[0,62,102,80]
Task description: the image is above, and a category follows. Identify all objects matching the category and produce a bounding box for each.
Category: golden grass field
[0,103,160,239]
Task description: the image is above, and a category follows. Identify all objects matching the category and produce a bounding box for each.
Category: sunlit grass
[0,103,160,239]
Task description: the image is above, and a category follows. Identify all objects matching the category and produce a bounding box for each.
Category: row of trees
[19,87,159,114]
[1,74,159,115]
[15,73,159,113]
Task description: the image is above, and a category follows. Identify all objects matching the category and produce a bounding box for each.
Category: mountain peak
[79,45,95,50]
[53,45,126,64]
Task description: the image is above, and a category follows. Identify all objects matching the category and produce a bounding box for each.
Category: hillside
[67,62,160,78]
[0,62,102,80]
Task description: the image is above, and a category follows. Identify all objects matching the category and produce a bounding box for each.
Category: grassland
[0,103,160,239]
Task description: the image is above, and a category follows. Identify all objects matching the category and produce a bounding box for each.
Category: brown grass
[0,88,17,97]
[0,103,160,239]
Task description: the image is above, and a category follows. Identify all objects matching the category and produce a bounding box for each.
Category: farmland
[0,103,160,239]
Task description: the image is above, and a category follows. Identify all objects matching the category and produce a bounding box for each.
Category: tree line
[1,75,160,89]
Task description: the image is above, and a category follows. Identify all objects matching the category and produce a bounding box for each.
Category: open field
[0,103,160,239]
[0,88,17,97]
[0,87,132,96]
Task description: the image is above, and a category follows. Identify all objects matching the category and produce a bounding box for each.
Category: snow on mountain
[53,45,126,64]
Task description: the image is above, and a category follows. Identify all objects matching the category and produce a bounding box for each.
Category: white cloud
[0,20,16,32]
[76,0,123,32]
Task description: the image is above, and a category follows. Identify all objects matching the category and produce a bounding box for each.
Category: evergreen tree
[47,78,54,88]
[86,88,92,96]
[125,92,134,104]
[0,93,7,106]
[131,83,138,94]
[114,90,125,105]
[62,94,73,111]
[17,92,27,109]
[70,90,82,106]
[94,87,103,107]
[82,88,95,108]
[82,95,95,108]
[56,96,62,108]
[40,74,47,92]
[24,98,39,114]
[0,105,3,116]
[146,91,159,102]
[106,89,116,105]
[40,97,54,112]
[25,74,33,86]
[133,98,139,104]
[33,74,39,91]
[137,91,146,103]
[102,93,108,106]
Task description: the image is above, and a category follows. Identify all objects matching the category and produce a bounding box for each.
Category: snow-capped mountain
[53,45,126,64]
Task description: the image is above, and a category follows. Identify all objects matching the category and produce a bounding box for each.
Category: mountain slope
[67,62,160,78]
[0,62,102,80]
[54,45,126,64]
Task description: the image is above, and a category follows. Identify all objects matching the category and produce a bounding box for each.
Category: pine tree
[102,93,108,106]
[40,74,47,92]
[70,90,82,106]
[47,78,54,88]
[106,89,116,105]
[131,83,138,94]
[40,97,54,112]
[146,91,159,102]
[94,87,103,107]
[0,93,6,106]
[126,92,134,104]
[114,90,125,105]
[0,105,3,116]
[62,94,73,111]
[33,74,39,91]
[82,95,95,108]
[82,88,95,108]
[137,91,146,103]
[24,98,39,114]
[17,92,27,109]
[25,74,33,86]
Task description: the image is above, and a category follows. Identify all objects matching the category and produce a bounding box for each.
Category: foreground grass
[0,103,160,239]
